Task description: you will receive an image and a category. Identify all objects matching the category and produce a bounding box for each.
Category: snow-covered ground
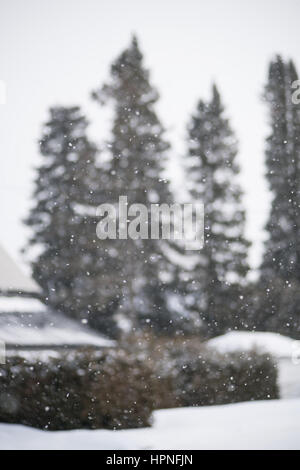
[0,330,298,449]
[0,399,299,450]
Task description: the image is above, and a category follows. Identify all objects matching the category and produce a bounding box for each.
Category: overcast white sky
[0,0,300,273]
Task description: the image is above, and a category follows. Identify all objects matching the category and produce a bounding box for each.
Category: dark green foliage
[0,349,154,430]
[24,106,119,338]
[261,56,300,283]
[159,345,279,408]
[121,334,279,410]
[185,85,250,337]
[251,278,300,339]
[92,36,188,334]
[257,56,300,337]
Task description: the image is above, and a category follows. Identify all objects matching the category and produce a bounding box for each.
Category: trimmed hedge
[121,334,280,409]
[0,348,154,430]
[0,337,279,430]
[156,348,279,409]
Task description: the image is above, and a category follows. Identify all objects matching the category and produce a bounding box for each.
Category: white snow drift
[207,331,297,359]
[0,399,299,450]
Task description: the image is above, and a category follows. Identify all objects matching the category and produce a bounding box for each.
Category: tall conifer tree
[92,36,188,334]
[185,85,250,336]
[24,106,119,337]
[261,56,300,282]
[258,56,300,336]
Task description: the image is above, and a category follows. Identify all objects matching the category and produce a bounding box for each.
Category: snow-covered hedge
[0,348,154,431]
[122,334,279,410]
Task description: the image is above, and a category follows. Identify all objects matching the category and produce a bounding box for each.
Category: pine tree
[258,56,300,337]
[185,84,250,336]
[24,106,119,337]
[261,56,300,282]
[92,36,189,334]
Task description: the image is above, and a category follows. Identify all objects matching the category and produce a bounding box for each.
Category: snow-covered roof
[207,331,297,359]
[0,296,45,314]
[0,246,114,350]
[0,298,114,349]
[0,245,39,293]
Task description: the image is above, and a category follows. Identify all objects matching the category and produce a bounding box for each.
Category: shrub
[0,348,154,430]
[121,333,279,409]
[0,336,279,431]
[160,347,279,408]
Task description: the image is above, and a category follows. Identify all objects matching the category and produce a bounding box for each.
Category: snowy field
[0,399,299,450]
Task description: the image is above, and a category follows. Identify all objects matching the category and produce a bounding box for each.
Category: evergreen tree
[92,36,189,334]
[261,56,300,282]
[24,106,119,337]
[258,56,300,337]
[185,84,250,336]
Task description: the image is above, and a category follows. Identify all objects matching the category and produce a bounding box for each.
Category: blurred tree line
[24,38,300,339]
